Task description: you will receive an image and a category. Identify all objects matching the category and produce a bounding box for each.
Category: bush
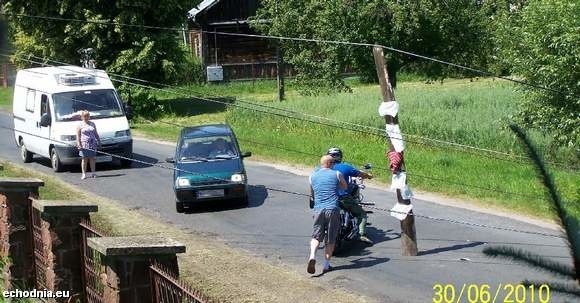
[172,50,205,85]
[118,86,163,119]
[495,0,580,149]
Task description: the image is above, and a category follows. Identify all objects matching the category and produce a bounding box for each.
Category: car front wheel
[176,202,185,213]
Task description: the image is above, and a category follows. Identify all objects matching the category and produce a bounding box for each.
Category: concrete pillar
[87,236,185,303]
[0,178,44,289]
[32,200,98,297]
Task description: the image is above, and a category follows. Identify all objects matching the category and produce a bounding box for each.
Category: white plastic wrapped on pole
[390,202,413,221]
[378,101,399,117]
[391,174,414,199]
[385,124,405,152]
[391,171,407,190]
[401,185,414,200]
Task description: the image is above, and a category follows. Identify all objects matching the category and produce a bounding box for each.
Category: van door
[23,88,42,154]
[36,94,52,157]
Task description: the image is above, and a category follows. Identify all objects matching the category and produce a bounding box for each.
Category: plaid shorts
[312,208,340,244]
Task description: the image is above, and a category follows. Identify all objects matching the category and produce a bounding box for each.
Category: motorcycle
[334,164,375,254]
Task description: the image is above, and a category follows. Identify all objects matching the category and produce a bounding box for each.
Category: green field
[132,78,579,220]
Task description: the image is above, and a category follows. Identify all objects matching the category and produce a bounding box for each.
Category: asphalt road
[0,112,573,302]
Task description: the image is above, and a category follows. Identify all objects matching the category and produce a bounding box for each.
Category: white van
[13,66,133,171]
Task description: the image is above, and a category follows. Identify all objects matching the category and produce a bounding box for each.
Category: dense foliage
[4,0,197,84]
[3,0,202,117]
[253,0,503,94]
[494,0,579,149]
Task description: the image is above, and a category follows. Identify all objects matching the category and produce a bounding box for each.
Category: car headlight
[60,135,77,141]
[231,173,245,182]
[176,177,190,187]
[115,129,131,137]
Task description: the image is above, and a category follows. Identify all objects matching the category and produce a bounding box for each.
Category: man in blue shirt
[327,147,374,244]
[308,155,348,274]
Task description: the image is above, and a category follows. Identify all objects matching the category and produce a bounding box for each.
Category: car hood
[176,158,243,183]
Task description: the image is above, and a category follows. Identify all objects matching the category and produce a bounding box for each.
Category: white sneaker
[81,174,86,180]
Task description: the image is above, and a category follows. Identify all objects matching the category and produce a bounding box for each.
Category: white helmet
[327,147,343,162]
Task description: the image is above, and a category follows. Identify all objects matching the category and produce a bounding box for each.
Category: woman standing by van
[76,110,101,179]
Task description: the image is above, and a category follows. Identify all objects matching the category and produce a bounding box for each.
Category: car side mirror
[241,151,252,158]
[124,102,134,120]
[165,157,175,163]
[40,113,51,127]
[363,163,372,170]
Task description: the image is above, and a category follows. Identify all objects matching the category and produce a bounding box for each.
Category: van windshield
[53,89,124,121]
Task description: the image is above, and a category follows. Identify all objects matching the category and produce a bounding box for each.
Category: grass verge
[0,159,370,303]
[0,87,12,111]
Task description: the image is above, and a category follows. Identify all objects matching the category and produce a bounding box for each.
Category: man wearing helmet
[327,147,374,244]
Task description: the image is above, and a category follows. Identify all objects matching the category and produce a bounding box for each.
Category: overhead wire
[8,52,576,170]
[0,11,574,97]
[0,11,575,164]
[3,54,573,200]
[0,123,563,239]
[0,12,570,245]
[0,74,563,240]
[0,65,564,238]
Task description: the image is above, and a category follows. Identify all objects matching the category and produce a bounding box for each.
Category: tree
[253,0,498,94]
[494,0,579,149]
[3,0,196,84]
[484,124,579,297]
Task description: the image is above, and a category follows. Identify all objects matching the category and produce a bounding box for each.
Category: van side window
[40,94,49,116]
[25,89,36,112]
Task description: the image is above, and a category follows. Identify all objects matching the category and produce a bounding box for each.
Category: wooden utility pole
[372,46,418,256]
[276,41,285,102]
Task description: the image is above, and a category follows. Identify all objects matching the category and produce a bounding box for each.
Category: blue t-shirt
[332,162,360,196]
[309,168,341,211]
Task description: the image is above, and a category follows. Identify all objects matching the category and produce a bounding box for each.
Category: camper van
[13,66,133,172]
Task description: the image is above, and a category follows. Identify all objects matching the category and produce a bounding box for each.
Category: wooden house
[188,0,291,81]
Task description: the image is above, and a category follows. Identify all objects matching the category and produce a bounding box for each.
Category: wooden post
[372,46,418,256]
[276,41,285,102]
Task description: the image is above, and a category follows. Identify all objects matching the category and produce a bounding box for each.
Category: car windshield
[53,89,124,121]
[178,135,238,161]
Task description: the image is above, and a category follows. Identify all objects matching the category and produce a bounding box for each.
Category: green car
[167,124,251,213]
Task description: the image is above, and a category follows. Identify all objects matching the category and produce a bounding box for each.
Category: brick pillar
[0,178,44,290]
[32,200,97,297]
[87,236,185,303]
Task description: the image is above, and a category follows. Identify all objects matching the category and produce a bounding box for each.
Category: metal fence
[149,262,210,303]
[79,218,107,303]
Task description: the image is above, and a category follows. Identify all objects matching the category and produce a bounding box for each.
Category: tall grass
[226,106,579,219]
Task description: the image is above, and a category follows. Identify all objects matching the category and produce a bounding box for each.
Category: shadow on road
[333,228,399,258]
[183,184,268,213]
[313,256,390,277]
[30,152,159,172]
[123,153,160,169]
[247,185,268,208]
[418,241,485,256]
[367,227,401,245]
